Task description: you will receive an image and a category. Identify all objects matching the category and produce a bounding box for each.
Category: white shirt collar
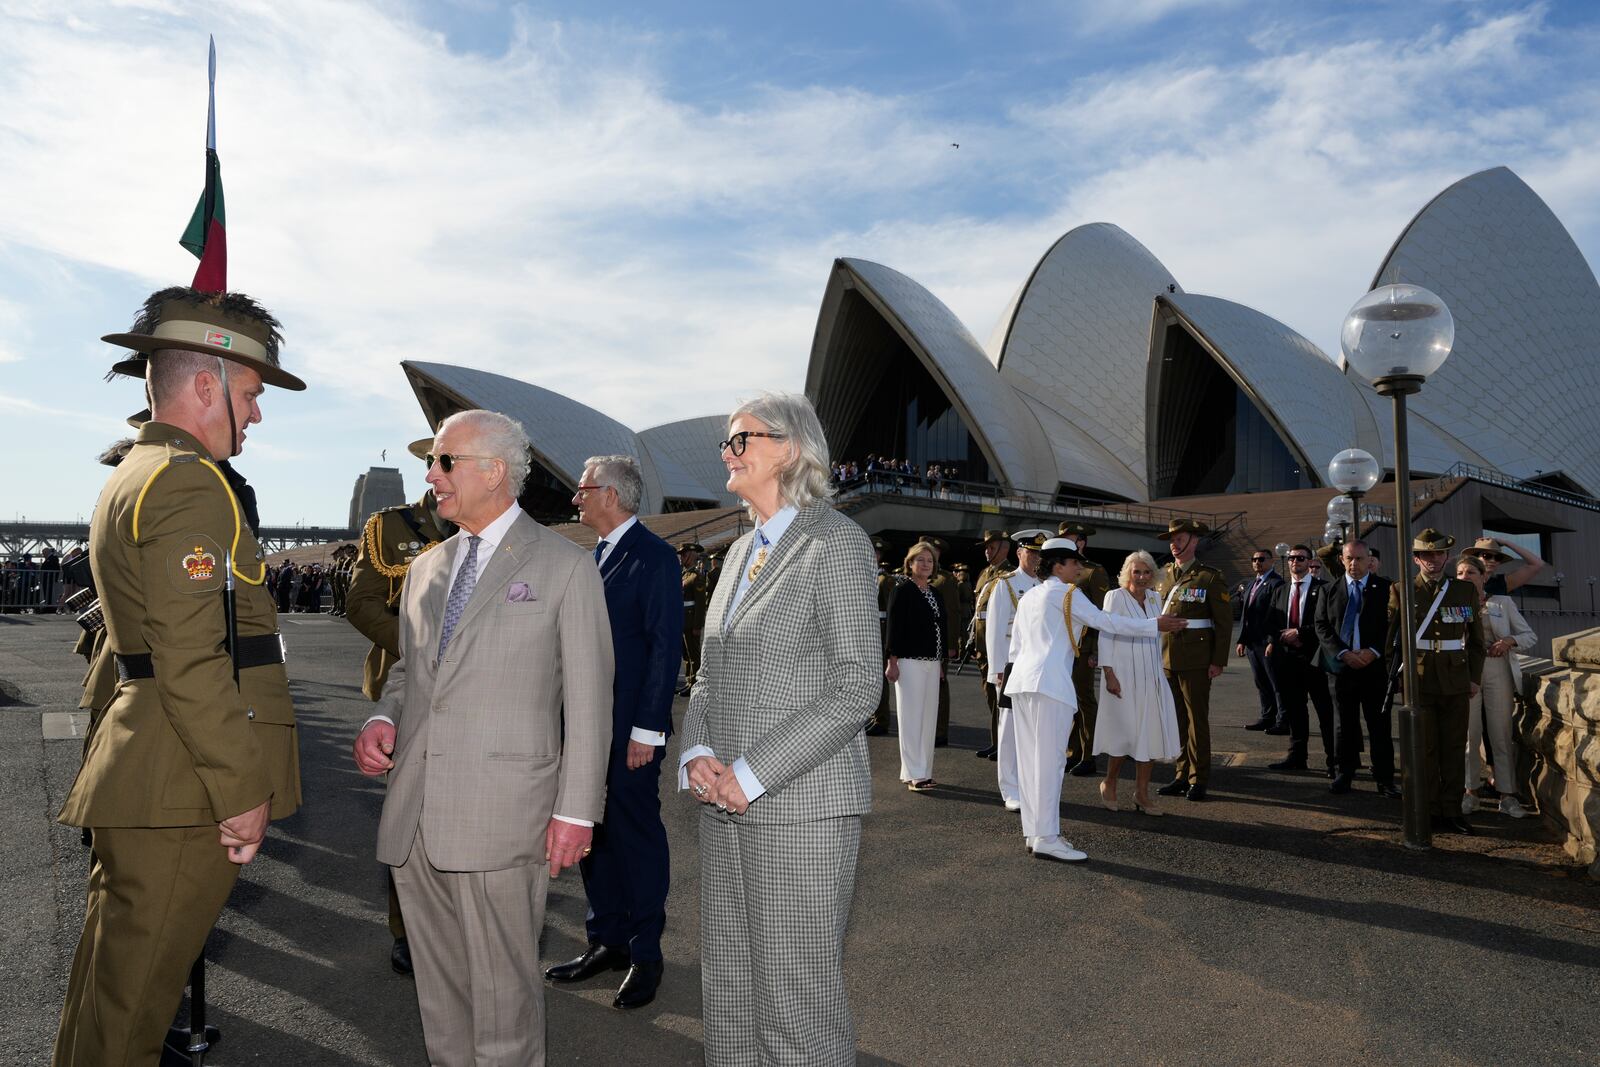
[465,501,522,556]
[596,514,639,563]
[753,504,798,548]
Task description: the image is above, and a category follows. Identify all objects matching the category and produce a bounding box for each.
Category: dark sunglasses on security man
[718,431,786,456]
[425,452,494,473]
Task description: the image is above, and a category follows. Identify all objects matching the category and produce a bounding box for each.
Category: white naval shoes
[1003,798,1023,812]
[1461,791,1479,815]
[1028,836,1088,864]
[1499,796,1530,819]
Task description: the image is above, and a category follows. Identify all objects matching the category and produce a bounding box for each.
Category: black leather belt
[116,633,287,681]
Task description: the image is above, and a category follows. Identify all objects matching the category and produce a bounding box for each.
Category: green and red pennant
[180,36,226,293]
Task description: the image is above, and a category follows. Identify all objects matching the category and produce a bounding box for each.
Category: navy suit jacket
[598,519,684,745]
[1238,571,1285,645]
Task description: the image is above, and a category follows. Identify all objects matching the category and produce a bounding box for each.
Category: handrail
[831,472,1224,528]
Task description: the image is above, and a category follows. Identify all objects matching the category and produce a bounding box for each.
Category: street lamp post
[1274,541,1292,578]
[1342,284,1455,851]
[1326,496,1354,543]
[1328,448,1382,543]
[1588,576,1596,614]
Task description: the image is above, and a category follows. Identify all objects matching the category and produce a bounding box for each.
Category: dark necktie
[1289,579,1303,628]
[1249,576,1263,605]
[594,539,607,565]
[1341,578,1362,648]
[438,535,482,659]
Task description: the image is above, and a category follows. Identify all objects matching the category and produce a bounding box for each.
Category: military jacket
[58,421,299,828]
[1388,575,1486,696]
[1075,560,1113,661]
[972,561,1017,652]
[929,568,962,649]
[682,567,709,632]
[346,495,454,700]
[1155,558,1232,672]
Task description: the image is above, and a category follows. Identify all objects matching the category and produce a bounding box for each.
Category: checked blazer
[680,502,881,825]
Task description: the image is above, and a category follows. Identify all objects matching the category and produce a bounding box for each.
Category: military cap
[1411,528,1455,552]
[1460,537,1513,563]
[709,545,728,560]
[103,288,305,391]
[1156,517,1211,540]
[1012,528,1049,549]
[1058,521,1096,538]
[980,529,1010,545]
[678,541,705,554]
[408,437,434,461]
[951,562,969,572]
[126,408,151,430]
[1040,536,1087,562]
[870,535,889,552]
[919,535,948,553]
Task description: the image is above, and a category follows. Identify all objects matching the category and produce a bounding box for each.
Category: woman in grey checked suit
[679,393,880,1066]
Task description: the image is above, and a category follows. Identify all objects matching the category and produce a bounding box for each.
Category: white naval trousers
[893,658,940,782]
[996,708,1020,804]
[1466,654,1519,796]
[1009,692,1076,839]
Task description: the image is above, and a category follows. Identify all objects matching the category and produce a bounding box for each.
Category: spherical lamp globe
[1341,284,1454,395]
[1323,524,1343,543]
[1327,496,1355,525]
[1327,448,1382,495]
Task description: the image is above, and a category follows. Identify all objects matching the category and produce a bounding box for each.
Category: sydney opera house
[402,166,1600,517]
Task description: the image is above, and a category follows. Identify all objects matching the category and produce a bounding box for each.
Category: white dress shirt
[592,514,666,749]
[678,504,799,804]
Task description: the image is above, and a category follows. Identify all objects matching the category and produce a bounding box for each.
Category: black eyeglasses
[719,431,786,456]
[1286,554,1311,562]
[425,452,493,473]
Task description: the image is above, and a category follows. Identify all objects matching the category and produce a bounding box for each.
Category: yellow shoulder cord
[1060,583,1082,658]
[132,457,266,586]
[363,512,442,580]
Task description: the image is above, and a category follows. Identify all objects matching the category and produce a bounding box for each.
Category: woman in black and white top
[886,541,944,791]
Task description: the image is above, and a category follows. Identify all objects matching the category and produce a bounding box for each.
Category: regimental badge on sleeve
[170,533,227,594]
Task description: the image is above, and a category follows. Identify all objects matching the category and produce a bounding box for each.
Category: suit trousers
[1333,662,1393,782]
[1066,657,1099,764]
[53,825,238,1067]
[1412,692,1471,818]
[1009,693,1076,840]
[393,822,551,1067]
[1467,657,1519,798]
[982,680,1000,746]
[1270,652,1335,766]
[893,659,940,782]
[581,745,670,962]
[935,675,950,744]
[869,667,891,732]
[1245,641,1283,723]
[387,868,407,939]
[1166,669,1213,786]
[699,813,861,1067]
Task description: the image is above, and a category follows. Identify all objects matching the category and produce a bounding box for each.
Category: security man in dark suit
[1154,518,1232,801]
[1236,547,1287,731]
[1060,522,1111,777]
[971,529,1014,760]
[343,438,456,975]
[1263,545,1335,775]
[1314,538,1397,796]
[867,535,895,736]
[1388,529,1485,833]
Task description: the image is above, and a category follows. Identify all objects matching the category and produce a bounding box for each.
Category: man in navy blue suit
[545,454,682,1009]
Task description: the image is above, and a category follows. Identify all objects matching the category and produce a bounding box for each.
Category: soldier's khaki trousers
[1413,691,1471,817]
[1166,669,1213,786]
[54,825,238,1066]
[1066,657,1099,764]
[683,626,703,686]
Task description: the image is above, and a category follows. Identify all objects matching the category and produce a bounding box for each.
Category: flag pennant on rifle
[179,35,227,293]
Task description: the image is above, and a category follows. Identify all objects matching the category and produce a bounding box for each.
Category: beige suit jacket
[374,510,614,872]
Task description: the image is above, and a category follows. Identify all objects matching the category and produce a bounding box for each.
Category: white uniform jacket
[1005,577,1163,707]
[985,569,1040,683]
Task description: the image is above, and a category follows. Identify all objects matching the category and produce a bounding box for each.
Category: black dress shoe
[974,745,996,759]
[1375,781,1402,799]
[1062,755,1083,774]
[1070,758,1098,777]
[1326,765,1338,780]
[614,959,663,1010]
[1184,784,1208,801]
[1329,773,1353,794]
[984,749,998,762]
[391,937,413,976]
[545,943,630,983]
[1157,779,1189,797]
[864,724,888,737]
[1263,724,1291,736]
[1243,719,1272,731]
[1268,757,1308,771]
[1445,816,1475,835]
[934,737,949,748]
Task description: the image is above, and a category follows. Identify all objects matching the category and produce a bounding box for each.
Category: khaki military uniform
[929,567,962,744]
[345,497,453,701]
[682,566,709,686]
[54,421,300,1066]
[973,562,1017,745]
[1388,575,1486,816]
[1066,560,1113,766]
[1156,559,1232,787]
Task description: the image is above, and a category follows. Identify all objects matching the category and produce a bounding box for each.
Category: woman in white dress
[1005,540,1186,863]
[1094,550,1183,815]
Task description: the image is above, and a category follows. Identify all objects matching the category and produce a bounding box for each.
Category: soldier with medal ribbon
[1153,518,1232,802]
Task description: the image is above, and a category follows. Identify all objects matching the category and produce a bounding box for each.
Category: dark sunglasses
[1286,554,1312,562]
[1251,555,1271,562]
[425,452,493,473]
[719,430,786,456]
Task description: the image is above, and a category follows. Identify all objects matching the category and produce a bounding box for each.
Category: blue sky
[2,0,1597,524]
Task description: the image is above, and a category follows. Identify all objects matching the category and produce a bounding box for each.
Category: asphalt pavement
[2,613,1596,1066]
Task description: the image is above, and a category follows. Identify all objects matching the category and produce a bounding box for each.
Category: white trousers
[996,707,1020,804]
[1010,692,1076,840]
[1467,655,1518,797]
[893,659,940,781]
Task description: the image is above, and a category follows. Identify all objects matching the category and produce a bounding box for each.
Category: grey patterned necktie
[438,535,482,659]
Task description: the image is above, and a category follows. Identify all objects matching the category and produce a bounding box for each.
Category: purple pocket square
[506,582,537,603]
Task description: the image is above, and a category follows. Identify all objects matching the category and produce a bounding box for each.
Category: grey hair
[1117,549,1159,589]
[584,454,643,514]
[729,392,833,517]
[148,349,225,405]
[437,409,532,497]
